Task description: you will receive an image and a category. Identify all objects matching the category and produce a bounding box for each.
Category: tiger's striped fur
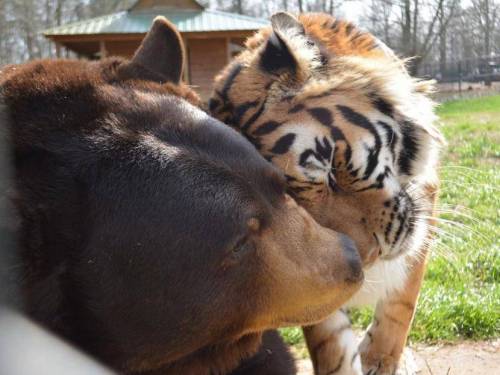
[210,12,444,375]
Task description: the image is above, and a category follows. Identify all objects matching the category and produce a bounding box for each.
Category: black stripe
[316,136,333,161]
[364,146,382,181]
[329,126,352,165]
[350,168,360,178]
[398,121,420,175]
[393,214,406,245]
[208,98,220,112]
[289,103,305,113]
[232,100,260,125]
[299,149,317,167]
[241,99,266,132]
[345,23,355,36]
[337,105,379,139]
[384,220,393,243]
[354,182,384,192]
[343,144,352,165]
[368,165,390,190]
[350,31,365,43]
[270,133,296,154]
[337,105,382,180]
[330,126,346,141]
[253,121,281,136]
[212,63,243,119]
[371,95,394,118]
[308,107,333,127]
[298,137,332,172]
[289,185,313,193]
[220,63,242,101]
[369,40,379,50]
[375,172,385,188]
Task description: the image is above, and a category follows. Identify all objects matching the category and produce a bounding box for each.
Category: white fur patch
[321,309,351,331]
[314,311,363,375]
[338,328,363,375]
[347,256,410,307]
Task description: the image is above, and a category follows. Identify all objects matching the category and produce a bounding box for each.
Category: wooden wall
[186,38,228,100]
[56,35,235,100]
[100,37,229,99]
[105,40,140,58]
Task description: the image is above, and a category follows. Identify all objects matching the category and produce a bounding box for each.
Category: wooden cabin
[44,0,268,98]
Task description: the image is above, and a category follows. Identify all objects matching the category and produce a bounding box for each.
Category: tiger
[209,12,444,375]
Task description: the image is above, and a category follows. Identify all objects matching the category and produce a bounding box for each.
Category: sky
[337,0,367,23]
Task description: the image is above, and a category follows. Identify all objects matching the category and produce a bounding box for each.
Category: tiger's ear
[260,12,304,75]
[120,16,184,84]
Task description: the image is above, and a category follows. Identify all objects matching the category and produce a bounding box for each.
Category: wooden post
[55,42,61,58]
[99,40,107,59]
[182,36,190,84]
[225,37,231,63]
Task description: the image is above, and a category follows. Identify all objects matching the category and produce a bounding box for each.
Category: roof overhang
[43,9,268,37]
[129,0,205,12]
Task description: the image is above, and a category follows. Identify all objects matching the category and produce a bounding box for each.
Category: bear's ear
[122,16,184,84]
[260,12,304,75]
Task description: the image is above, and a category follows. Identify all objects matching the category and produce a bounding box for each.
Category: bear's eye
[232,236,254,254]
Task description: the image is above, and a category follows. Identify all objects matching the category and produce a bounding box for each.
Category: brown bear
[0,17,363,375]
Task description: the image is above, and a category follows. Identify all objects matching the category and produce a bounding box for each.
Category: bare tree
[470,0,499,57]
[362,0,461,75]
[1,0,498,79]
[298,0,304,12]
[363,0,394,47]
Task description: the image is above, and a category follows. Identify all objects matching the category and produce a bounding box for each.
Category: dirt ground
[295,339,500,375]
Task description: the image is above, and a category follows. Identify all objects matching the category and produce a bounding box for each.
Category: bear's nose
[340,234,363,283]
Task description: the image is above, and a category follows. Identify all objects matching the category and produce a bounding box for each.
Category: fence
[420,55,500,85]
[420,55,500,101]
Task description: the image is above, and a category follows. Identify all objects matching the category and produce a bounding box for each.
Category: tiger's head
[209,12,444,265]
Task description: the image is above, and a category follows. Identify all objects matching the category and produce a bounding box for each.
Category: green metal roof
[44,9,268,36]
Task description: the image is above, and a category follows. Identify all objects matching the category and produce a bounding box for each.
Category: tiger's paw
[358,328,400,375]
[360,345,417,375]
[360,352,398,375]
[311,327,363,375]
[304,310,363,375]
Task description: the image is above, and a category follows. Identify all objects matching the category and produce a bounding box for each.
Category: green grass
[282,94,500,346]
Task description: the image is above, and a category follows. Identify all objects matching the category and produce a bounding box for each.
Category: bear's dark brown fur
[0,17,362,374]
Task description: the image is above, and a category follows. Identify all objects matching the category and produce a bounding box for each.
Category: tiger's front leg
[359,252,428,375]
[303,309,363,375]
